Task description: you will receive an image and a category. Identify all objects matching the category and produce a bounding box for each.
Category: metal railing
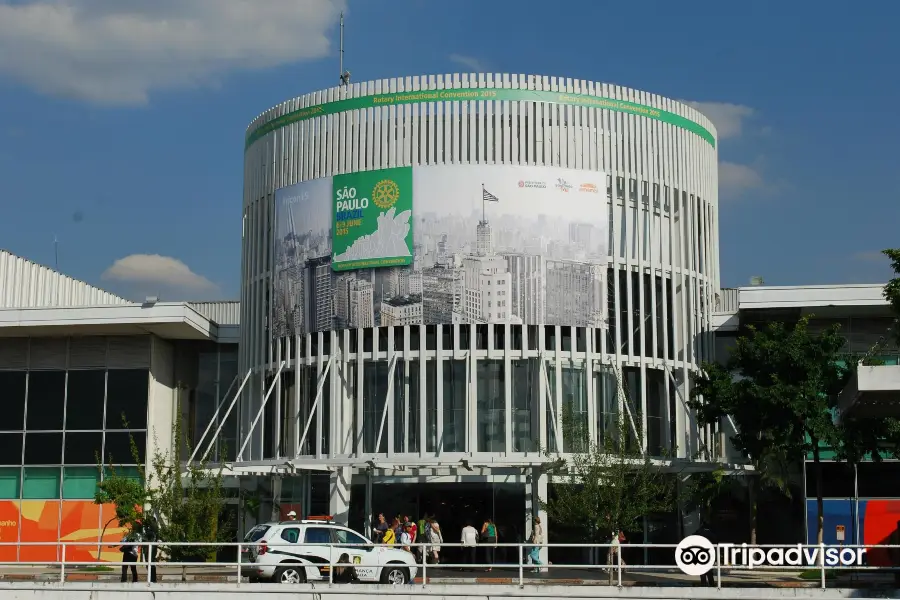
[0,541,894,589]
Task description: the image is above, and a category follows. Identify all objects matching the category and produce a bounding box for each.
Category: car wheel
[274,565,306,584]
[380,564,409,585]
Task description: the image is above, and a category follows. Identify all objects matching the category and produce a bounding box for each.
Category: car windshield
[243,525,270,543]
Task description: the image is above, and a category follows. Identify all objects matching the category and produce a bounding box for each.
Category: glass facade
[0,335,150,563]
[273,324,683,461]
[0,368,148,501]
[188,345,239,462]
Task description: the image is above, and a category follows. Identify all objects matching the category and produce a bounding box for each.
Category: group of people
[372,513,546,572]
[372,514,445,564]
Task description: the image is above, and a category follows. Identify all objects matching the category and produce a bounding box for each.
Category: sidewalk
[2,564,895,589]
[0,565,819,587]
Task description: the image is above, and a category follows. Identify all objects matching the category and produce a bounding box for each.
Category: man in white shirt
[460,522,478,569]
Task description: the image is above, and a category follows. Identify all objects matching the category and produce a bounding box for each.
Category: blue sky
[0,0,897,301]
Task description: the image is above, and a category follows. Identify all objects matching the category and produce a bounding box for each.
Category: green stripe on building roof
[245,88,716,151]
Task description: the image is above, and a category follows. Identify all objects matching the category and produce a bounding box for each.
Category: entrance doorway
[349,482,526,565]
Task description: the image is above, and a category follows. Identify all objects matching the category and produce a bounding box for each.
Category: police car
[240,516,418,585]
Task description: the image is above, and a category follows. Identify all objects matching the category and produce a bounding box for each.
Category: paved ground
[0,564,832,587]
[0,563,894,588]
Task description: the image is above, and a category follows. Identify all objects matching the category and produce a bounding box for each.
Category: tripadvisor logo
[675,535,866,576]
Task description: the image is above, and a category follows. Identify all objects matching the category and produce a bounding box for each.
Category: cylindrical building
[238,74,719,546]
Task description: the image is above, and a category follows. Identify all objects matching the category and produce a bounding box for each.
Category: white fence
[0,541,894,589]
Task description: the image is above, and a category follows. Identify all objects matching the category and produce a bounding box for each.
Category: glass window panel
[105,369,149,429]
[561,364,588,453]
[102,466,142,482]
[393,360,420,454]
[320,369,331,456]
[193,352,218,448]
[594,369,618,446]
[511,359,538,452]
[63,467,100,499]
[104,432,146,465]
[64,432,103,465]
[65,370,106,430]
[0,467,21,499]
[362,362,390,453]
[425,361,437,453]
[24,432,62,465]
[442,360,466,452]
[22,467,60,499]
[0,372,26,431]
[646,369,668,456]
[297,367,319,456]
[26,371,65,430]
[476,360,505,452]
[0,434,22,465]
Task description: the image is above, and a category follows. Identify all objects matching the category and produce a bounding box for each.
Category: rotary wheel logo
[372,179,400,209]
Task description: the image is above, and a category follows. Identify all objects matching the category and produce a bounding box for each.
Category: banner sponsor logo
[555,178,573,192]
[518,180,547,189]
[579,183,599,193]
[332,166,414,272]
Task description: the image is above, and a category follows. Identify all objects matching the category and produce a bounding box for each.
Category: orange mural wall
[0,501,126,563]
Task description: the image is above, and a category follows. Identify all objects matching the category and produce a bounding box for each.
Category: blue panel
[806,499,866,545]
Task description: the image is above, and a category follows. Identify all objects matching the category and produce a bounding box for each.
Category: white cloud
[448,53,486,72]
[684,101,755,140]
[102,254,216,292]
[719,161,763,197]
[0,0,345,105]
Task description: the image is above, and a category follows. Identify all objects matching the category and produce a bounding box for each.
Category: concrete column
[525,468,549,571]
[329,467,352,526]
[270,475,283,522]
[364,470,374,539]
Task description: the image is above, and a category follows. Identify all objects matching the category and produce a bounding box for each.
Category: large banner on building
[272,165,608,339]
[332,167,413,271]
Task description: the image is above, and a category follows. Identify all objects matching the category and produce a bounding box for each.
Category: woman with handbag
[480,518,497,571]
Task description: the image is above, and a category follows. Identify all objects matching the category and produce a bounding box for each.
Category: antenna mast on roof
[53,235,59,270]
[339,12,350,87]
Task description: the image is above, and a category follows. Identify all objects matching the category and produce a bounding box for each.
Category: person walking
[461,522,479,570]
[480,518,497,571]
[115,529,141,582]
[399,523,412,552]
[382,519,397,545]
[405,516,418,547]
[529,516,544,572]
[428,521,443,564]
[607,529,626,571]
[696,520,718,587]
[373,513,388,543]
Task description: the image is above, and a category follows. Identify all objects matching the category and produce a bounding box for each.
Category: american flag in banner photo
[482,187,499,202]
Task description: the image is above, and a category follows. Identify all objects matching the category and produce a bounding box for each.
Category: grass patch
[798,569,837,580]
[77,566,115,572]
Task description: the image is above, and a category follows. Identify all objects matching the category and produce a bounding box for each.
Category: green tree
[829,248,900,482]
[682,465,734,524]
[883,249,900,332]
[95,413,231,577]
[541,376,677,580]
[690,316,850,545]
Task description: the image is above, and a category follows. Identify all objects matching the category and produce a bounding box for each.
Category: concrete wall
[0,584,885,600]
[148,336,177,464]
